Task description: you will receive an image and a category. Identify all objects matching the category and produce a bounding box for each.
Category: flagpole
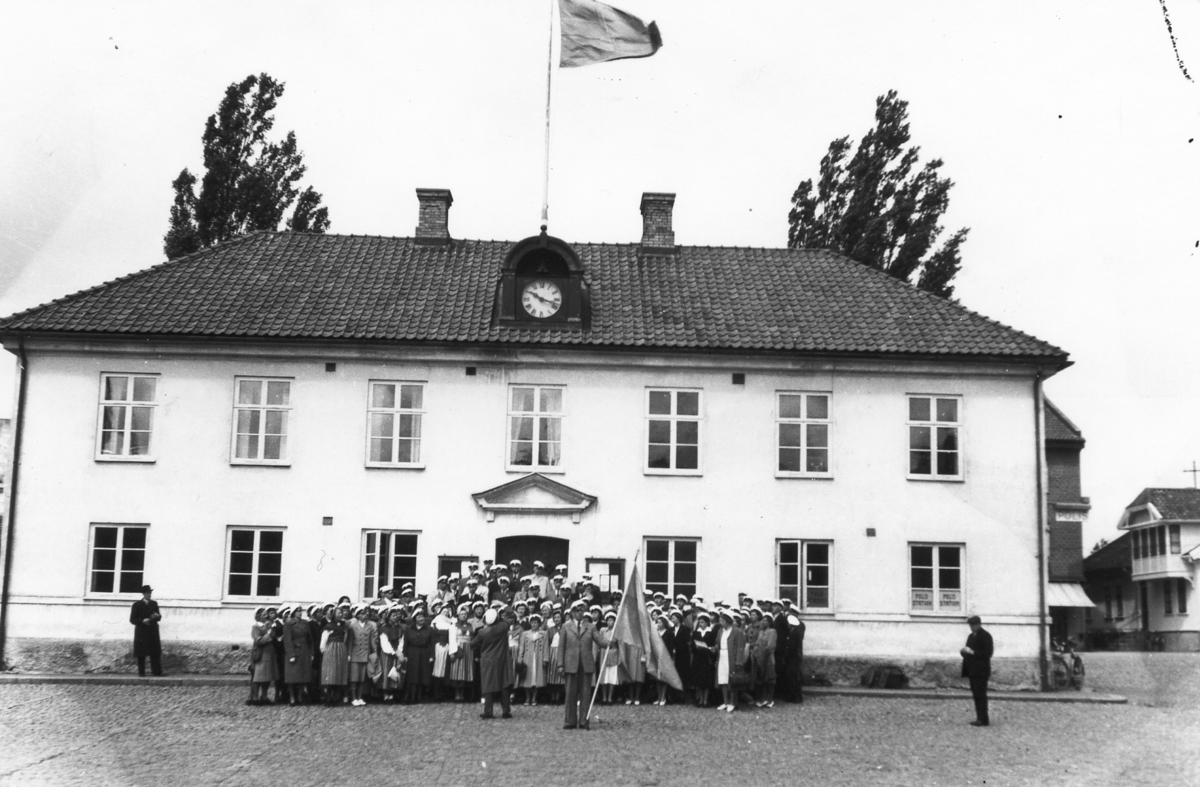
[587,549,639,724]
[540,0,554,227]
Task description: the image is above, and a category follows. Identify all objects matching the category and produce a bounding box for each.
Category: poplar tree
[787,91,968,299]
[163,73,330,260]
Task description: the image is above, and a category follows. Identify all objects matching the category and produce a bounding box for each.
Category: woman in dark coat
[690,612,715,707]
[472,607,514,719]
[283,607,314,705]
[404,610,435,704]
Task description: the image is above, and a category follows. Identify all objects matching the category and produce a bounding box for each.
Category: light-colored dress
[546,627,565,686]
[599,634,621,686]
[717,627,732,686]
[432,615,454,678]
[449,620,473,685]
[518,629,548,688]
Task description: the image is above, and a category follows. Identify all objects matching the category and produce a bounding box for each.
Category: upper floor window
[908,395,962,480]
[97,374,158,460]
[910,543,964,614]
[367,382,424,468]
[508,386,563,471]
[645,389,701,475]
[232,378,291,465]
[776,393,831,477]
[226,527,283,599]
[88,524,147,594]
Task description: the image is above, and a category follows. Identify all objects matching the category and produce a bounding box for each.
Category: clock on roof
[521,280,563,318]
[497,230,588,329]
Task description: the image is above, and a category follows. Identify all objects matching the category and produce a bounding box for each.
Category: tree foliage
[163,73,330,260]
[787,90,968,299]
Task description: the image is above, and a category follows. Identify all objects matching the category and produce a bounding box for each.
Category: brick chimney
[415,188,453,243]
[640,192,677,254]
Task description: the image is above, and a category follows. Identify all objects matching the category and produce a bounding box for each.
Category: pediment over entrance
[471,473,597,523]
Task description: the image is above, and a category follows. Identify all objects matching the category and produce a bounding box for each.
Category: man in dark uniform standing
[130,585,164,677]
[961,615,994,726]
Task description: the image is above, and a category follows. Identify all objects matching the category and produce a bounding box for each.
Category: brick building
[1042,399,1093,644]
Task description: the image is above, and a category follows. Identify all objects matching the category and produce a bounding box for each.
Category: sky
[2,1,1199,549]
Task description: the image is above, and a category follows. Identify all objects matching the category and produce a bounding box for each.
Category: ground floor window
[1178,579,1189,614]
[776,540,832,610]
[226,528,283,598]
[362,531,418,600]
[644,538,698,599]
[438,555,478,580]
[909,543,963,613]
[88,524,148,594]
[586,559,626,594]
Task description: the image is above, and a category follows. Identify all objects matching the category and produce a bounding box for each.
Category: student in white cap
[530,560,552,597]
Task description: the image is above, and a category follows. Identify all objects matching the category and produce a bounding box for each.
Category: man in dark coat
[472,608,513,720]
[773,605,792,698]
[129,585,163,677]
[783,613,805,703]
[961,615,995,726]
[558,599,610,729]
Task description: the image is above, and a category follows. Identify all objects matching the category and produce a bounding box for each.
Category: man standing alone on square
[130,585,163,677]
[960,615,993,726]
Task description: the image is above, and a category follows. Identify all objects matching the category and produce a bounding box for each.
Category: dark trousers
[563,671,594,727]
[482,690,511,718]
[137,652,162,677]
[969,676,989,724]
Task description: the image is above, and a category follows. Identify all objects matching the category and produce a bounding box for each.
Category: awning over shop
[1047,582,1095,608]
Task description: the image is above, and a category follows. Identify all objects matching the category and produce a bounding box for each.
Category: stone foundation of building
[3,638,1041,689]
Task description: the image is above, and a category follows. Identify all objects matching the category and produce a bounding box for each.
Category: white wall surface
[4,341,1048,657]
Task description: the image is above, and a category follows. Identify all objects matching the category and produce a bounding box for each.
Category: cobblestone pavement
[1,656,1196,787]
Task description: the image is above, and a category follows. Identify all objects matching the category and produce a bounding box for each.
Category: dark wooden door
[494,536,569,574]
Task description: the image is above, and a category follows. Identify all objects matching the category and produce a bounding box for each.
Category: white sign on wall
[1055,510,1088,523]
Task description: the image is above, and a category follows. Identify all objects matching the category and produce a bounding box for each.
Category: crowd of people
[246,558,807,715]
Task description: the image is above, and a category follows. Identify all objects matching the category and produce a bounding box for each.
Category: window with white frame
[97,374,158,459]
[88,524,148,594]
[508,385,563,470]
[645,389,701,474]
[908,395,962,480]
[777,393,831,477]
[777,540,832,610]
[226,528,283,598]
[362,531,418,601]
[1178,579,1189,615]
[232,378,291,464]
[644,538,698,598]
[367,382,424,467]
[909,544,963,613]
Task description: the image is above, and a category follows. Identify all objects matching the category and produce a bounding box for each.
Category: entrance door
[494,536,569,575]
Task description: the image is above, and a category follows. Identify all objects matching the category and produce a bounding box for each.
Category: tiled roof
[1044,398,1085,444]
[1082,532,1129,575]
[0,232,1068,360]
[1126,488,1200,521]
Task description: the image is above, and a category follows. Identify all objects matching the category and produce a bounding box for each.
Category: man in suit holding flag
[559,599,608,729]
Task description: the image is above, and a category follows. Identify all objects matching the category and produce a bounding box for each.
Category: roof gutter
[0,337,28,670]
[1034,371,1049,691]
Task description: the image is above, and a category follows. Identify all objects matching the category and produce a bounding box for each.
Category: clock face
[521,280,563,319]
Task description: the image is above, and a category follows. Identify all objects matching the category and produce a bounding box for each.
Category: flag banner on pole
[558,0,662,68]
[612,562,683,690]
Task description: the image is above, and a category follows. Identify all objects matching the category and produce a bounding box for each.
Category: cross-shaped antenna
[1185,461,1200,489]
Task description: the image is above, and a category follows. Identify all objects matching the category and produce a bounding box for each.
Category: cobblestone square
[1,654,1197,787]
